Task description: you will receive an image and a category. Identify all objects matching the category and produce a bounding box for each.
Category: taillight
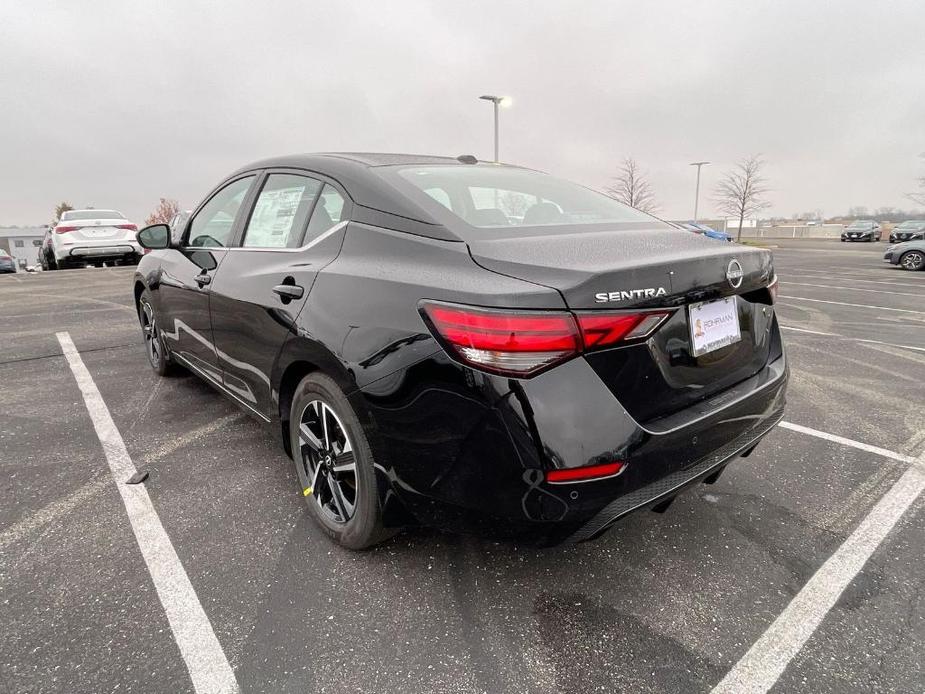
[116,224,138,231]
[767,275,779,304]
[420,301,671,377]
[420,303,581,376]
[576,311,671,348]
[546,460,626,484]
[55,225,80,234]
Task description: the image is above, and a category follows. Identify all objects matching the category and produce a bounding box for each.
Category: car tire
[138,291,177,376]
[899,250,925,271]
[289,372,394,550]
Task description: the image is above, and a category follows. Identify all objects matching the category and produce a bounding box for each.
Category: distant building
[0,227,45,269]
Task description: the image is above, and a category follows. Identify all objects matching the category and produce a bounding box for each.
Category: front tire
[138,291,177,376]
[289,373,392,550]
[899,250,925,271]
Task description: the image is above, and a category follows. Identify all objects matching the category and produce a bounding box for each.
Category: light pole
[479,95,511,162]
[690,161,710,222]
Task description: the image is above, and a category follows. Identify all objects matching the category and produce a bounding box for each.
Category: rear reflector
[420,301,672,377]
[546,461,626,484]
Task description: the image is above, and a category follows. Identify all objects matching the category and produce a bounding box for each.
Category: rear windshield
[62,210,125,220]
[387,165,658,232]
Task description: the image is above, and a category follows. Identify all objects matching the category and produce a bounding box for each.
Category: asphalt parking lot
[1,238,924,694]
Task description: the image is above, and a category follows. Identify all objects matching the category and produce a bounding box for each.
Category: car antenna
[456,155,478,164]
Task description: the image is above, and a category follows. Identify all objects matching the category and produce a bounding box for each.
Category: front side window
[304,185,346,242]
[187,176,255,247]
[243,174,322,248]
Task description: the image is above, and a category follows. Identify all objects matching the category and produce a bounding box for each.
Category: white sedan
[43,209,141,270]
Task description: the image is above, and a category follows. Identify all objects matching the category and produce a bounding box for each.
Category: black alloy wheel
[138,293,176,376]
[290,373,392,549]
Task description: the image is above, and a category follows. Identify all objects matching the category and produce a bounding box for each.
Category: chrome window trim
[206,220,349,253]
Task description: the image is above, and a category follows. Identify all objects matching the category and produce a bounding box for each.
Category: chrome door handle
[272,284,304,301]
[195,273,211,287]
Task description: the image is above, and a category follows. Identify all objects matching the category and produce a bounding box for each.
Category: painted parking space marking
[779,421,916,464]
[779,295,925,315]
[780,325,925,354]
[56,332,240,694]
[711,444,925,694]
[782,281,925,298]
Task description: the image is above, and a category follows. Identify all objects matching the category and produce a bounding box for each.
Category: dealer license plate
[689,297,741,356]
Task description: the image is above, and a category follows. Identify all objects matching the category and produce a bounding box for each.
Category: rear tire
[138,291,177,376]
[899,250,925,271]
[289,373,394,550]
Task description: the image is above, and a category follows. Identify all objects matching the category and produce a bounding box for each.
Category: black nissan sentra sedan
[133,153,787,549]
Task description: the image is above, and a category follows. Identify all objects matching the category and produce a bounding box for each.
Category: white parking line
[712,444,925,694]
[779,295,925,315]
[56,332,239,694]
[779,421,916,464]
[783,282,925,298]
[780,325,925,354]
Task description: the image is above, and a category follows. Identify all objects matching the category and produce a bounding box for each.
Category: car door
[209,171,351,417]
[156,174,257,383]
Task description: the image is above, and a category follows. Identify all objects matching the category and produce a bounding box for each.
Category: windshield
[390,165,657,230]
[62,210,125,221]
[847,221,873,229]
[896,221,925,229]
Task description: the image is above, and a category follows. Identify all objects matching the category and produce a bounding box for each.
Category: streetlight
[689,161,710,222]
[479,95,511,162]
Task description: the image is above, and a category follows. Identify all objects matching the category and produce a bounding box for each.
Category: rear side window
[187,176,255,248]
[304,185,346,243]
[243,174,322,248]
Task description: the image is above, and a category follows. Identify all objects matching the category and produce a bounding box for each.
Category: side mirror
[137,224,170,250]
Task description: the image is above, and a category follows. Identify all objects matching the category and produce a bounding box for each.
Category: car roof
[228,152,525,241]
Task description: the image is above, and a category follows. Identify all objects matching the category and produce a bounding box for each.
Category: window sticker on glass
[244,175,322,248]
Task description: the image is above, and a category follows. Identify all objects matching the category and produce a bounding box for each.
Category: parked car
[679,221,734,242]
[133,153,787,549]
[841,220,881,242]
[884,239,925,271]
[0,249,16,273]
[888,220,925,244]
[42,209,140,270]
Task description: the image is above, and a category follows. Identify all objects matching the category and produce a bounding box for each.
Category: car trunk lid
[468,226,780,423]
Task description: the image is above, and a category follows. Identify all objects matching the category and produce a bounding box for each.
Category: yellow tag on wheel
[303,487,313,496]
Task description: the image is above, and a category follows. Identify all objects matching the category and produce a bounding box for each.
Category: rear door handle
[272,284,304,301]
[195,273,212,287]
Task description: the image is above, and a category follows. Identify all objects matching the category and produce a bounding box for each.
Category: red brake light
[420,302,672,377]
[116,224,137,231]
[576,311,670,348]
[546,460,626,484]
[55,225,80,234]
[421,303,581,376]
[767,275,779,304]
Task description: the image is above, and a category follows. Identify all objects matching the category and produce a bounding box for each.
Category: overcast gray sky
[1,0,924,226]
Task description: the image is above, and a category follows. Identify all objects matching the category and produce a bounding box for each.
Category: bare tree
[714,155,771,241]
[145,198,181,226]
[52,201,73,226]
[606,158,658,213]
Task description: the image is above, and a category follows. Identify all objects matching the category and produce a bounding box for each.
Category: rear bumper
[58,244,140,260]
[360,334,788,543]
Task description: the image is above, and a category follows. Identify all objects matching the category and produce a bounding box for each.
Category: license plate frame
[688,296,741,357]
